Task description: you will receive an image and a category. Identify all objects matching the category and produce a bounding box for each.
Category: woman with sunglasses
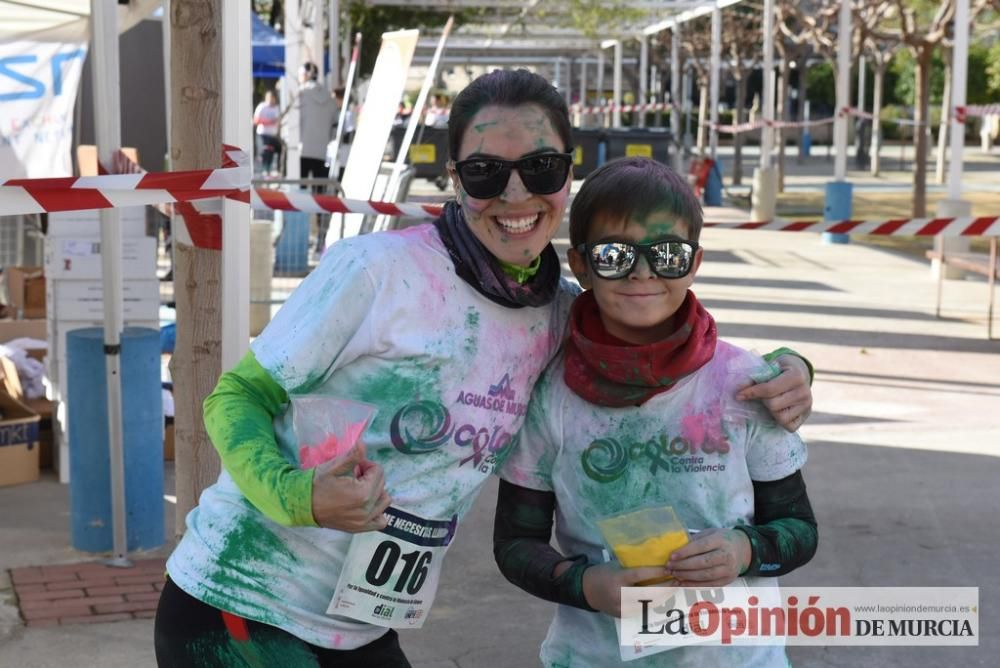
[155,70,812,667]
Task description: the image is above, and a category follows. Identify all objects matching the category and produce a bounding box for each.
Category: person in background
[424,94,450,129]
[297,62,337,256]
[253,90,282,176]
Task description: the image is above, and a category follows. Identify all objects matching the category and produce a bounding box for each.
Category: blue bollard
[703,160,723,206]
[822,181,853,245]
[67,327,164,553]
[274,210,310,274]
[597,139,607,167]
[801,131,812,158]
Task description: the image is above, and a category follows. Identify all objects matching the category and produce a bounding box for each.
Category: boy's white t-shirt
[500,341,807,668]
[167,224,576,650]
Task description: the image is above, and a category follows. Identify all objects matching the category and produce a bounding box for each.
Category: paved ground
[2,149,999,665]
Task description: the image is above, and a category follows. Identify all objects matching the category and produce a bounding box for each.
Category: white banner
[334,28,419,241]
[620,585,979,655]
[0,40,87,179]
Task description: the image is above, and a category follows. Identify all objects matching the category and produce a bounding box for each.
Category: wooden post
[169,0,223,534]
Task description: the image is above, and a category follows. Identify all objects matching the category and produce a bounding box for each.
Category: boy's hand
[582,563,671,618]
[666,529,750,587]
[311,443,392,532]
[736,354,812,432]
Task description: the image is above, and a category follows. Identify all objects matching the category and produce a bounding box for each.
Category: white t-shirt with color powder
[500,341,807,667]
[167,223,576,650]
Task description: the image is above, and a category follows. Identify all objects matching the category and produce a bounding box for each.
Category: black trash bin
[570,128,605,179]
[401,126,450,185]
[604,127,671,166]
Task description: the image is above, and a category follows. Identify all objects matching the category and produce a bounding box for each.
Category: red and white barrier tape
[4,145,998,240]
[251,189,443,219]
[966,104,1000,117]
[704,216,1000,237]
[571,101,678,115]
[0,145,250,216]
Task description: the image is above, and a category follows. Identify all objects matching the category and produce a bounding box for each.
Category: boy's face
[568,210,702,345]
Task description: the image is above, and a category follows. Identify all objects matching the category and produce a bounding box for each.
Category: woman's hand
[581,563,671,618]
[666,529,750,588]
[310,444,391,532]
[736,354,812,431]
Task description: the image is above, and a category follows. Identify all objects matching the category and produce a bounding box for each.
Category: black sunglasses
[453,152,573,200]
[576,238,700,280]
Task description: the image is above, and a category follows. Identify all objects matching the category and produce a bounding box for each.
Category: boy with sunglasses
[494,157,817,667]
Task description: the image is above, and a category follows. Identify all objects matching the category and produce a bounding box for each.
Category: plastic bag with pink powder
[291,396,378,473]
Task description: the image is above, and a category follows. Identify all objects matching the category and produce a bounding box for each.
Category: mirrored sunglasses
[576,238,699,280]
[454,152,573,200]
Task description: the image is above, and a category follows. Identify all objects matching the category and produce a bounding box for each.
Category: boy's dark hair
[448,69,572,160]
[569,157,704,248]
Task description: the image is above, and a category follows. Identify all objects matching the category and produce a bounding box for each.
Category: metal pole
[639,36,648,128]
[671,25,682,170]
[834,0,851,181]
[857,55,867,114]
[90,0,129,568]
[221,0,251,370]
[761,0,775,168]
[283,0,302,179]
[328,33,361,181]
[329,0,340,89]
[947,0,969,200]
[579,57,588,126]
[379,17,453,229]
[613,41,622,128]
[597,49,605,103]
[710,5,721,160]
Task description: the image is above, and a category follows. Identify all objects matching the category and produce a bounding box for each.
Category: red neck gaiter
[563,290,717,407]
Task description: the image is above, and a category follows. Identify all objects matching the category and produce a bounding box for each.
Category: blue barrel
[67,327,164,553]
[822,181,854,245]
[274,209,310,275]
[703,160,723,206]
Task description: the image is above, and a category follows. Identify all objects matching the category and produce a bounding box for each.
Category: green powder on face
[474,120,500,133]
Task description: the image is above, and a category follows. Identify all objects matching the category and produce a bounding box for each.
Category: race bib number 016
[327,506,458,628]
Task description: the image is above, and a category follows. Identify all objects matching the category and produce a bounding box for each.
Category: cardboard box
[45,279,160,322]
[3,267,46,319]
[43,236,157,280]
[0,319,47,362]
[0,391,41,487]
[47,207,147,238]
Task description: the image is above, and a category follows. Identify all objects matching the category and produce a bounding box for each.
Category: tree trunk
[777,58,791,192]
[912,46,931,218]
[935,49,952,184]
[871,60,885,176]
[796,54,807,164]
[733,75,747,185]
[696,82,708,155]
[170,0,223,533]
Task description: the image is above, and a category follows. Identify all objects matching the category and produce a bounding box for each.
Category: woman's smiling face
[449,104,572,267]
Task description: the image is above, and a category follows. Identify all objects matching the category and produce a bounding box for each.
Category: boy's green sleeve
[203,350,317,527]
[763,347,814,384]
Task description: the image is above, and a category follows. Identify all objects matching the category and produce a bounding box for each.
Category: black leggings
[154,578,411,668]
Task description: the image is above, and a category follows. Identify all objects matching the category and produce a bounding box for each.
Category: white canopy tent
[2,0,250,563]
[0,0,159,41]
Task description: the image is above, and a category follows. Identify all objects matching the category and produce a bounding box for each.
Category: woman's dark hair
[569,157,704,247]
[448,69,572,159]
